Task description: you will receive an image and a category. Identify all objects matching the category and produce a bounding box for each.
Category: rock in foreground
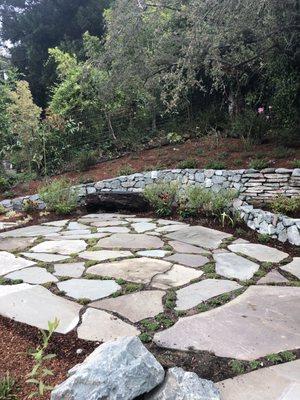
[145,367,220,400]
[51,336,164,400]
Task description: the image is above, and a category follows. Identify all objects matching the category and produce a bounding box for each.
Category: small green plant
[23,199,40,213]
[0,373,18,400]
[177,158,197,169]
[204,161,225,169]
[0,176,11,192]
[257,233,271,244]
[229,360,245,375]
[292,159,300,168]
[274,146,295,159]
[197,303,210,313]
[144,182,178,217]
[266,353,283,364]
[167,132,183,144]
[139,333,152,343]
[165,290,176,309]
[140,319,160,332]
[39,179,77,215]
[76,150,97,171]
[0,204,7,215]
[249,158,269,169]
[117,165,135,176]
[78,298,90,305]
[249,360,261,370]
[155,313,174,328]
[123,283,142,293]
[280,351,296,362]
[26,318,59,398]
[270,196,300,216]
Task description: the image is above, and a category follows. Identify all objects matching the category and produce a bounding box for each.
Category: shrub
[23,199,40,213]
[144,182,178,217]
[179,186,237,220]
[270,196,300,216]
[76,150,97,171]
[249,158,269,169]
[0,176,11,192]
[274,146,295,159]
[39,179,77,214]
[230,108,270,143]
[117,165,135,176]
[292,160,300,168]
[205,161,225,169]
[167,132,183,144]
[177,158,197,169]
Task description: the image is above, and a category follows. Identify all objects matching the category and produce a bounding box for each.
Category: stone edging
[1,168,299,245]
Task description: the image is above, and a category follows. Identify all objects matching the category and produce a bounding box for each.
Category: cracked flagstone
[280,258,300,279]
[164,253,209,268]
[30,239,87,255]
[214,252,259,280]
[0,225,61,237]
[0,284,81,333]
[228,243,288,263]
[151,264,203,289]
[0,251,35,275]
[154,286,300,360]
[5,267,58,284]
[57,279,121,301]
[87,257,172,284]
[77,308,140,342]
[175,279,242,311]
[21,252,70,262]
[96,233,164,249]
[168,240,208,254]
[91,290,165,322]
[54,262,85,278]
[166,226,232,249]
[216,360,300,400]
[257,270,289,285]
[79,250,133,262]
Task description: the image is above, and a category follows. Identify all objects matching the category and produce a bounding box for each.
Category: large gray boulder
[51,336,165,400]
[145,367,220,400]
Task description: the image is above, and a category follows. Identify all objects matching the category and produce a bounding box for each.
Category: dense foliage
[0,0,299,179]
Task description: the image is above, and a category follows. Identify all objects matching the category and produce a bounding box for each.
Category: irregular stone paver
[216,360,300,400]
[57,279,121,301]
[0,284,81,333]
[132,222,156,233]
[280,257,300,279]
[43,219,69,227]
[165,253,209,268]
[157,219,185,226]
[168,240,208,254]
[0,237,35,252]
[21,252,70,262]
[156,225,189,233]
[126,217,154,223]
[136,250,170,258]
[167,226,232,249]
[257,270,289,285]
[97,226,131,233]
[97,233,164,250]
[175,279,242,311]
[0,251,35,275]
[30,239,87,255]
[91,290,165,322]
[79,250,132,262]
[154,286,300,360]
[0,225,61,237]
[77,308,140,341]
[151,264,203,289]
[91,220,128,227]
[5,267,58,284]
[228,243,288,263]
[214,252,259,280]
[46,233,109,240]
[61,230,91,236]
[67,221,88,230]
[87,257,172,284]
[54,263,85,278]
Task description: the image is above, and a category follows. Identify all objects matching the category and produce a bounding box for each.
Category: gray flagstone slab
[257,270,289,284]
[57,279,121,301]
[214,252,259,280]
[96,233,164,250]
[21,252,70,262]
[132,222,157,233]
[168,240,208,254]
[228,243,288,263]
[54,263,85,278]
[30,239,87,255]
[5,267,58,284]
[164,253,209,268]
[0,251,35,275]
[280,257,300,279]
[0,225,61,237]
[151,264,203,289]
[0,237,36,252]
[79,250,132,262]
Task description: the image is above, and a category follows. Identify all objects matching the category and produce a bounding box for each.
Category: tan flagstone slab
[54,262,85,278]
[79,250,133,262]
[257,270,289,284]
[0,284,81,333]
[91,290,165,322]
[0,237,36,252]
[97,226,131,233]
[280,258,300,279]
[151,264,203,289]
[168,240,208,254]
[61,230,91,236]
[157,219,186,226]
[175,279,242,311]
[164,253,209,268]
[91,220,128,227]
[67,221,88,230]
[30,239,87,255]
[0,225,61,238]
[216,360,300,400]
[136,250,170,258]
[57,279,121,301]
[44,233,109,240]
[21,252,70,262]
[43,219,69,227]
[126,217,154,223]
[5,267,58,284]
[132,222,157,233]
[87,257,172,284]
[0,251,35,275]
[155,225,189,233]
[96,233,164,250]
[154,286,300,360]
[166,226,232,249]
[214,252,259,280]
[228,243,288,263]
[77,308,140,341]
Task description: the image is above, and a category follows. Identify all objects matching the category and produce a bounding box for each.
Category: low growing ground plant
[144,182,178,217]
[177,158,197,169]
[117,165,135,176]
[204,161,225,169]
[39,179,77,215]
[0,373,18,400]
[249,158,269,170]
[270,196,300,217]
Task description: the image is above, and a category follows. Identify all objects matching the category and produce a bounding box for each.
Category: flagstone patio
[0,212,299,396]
